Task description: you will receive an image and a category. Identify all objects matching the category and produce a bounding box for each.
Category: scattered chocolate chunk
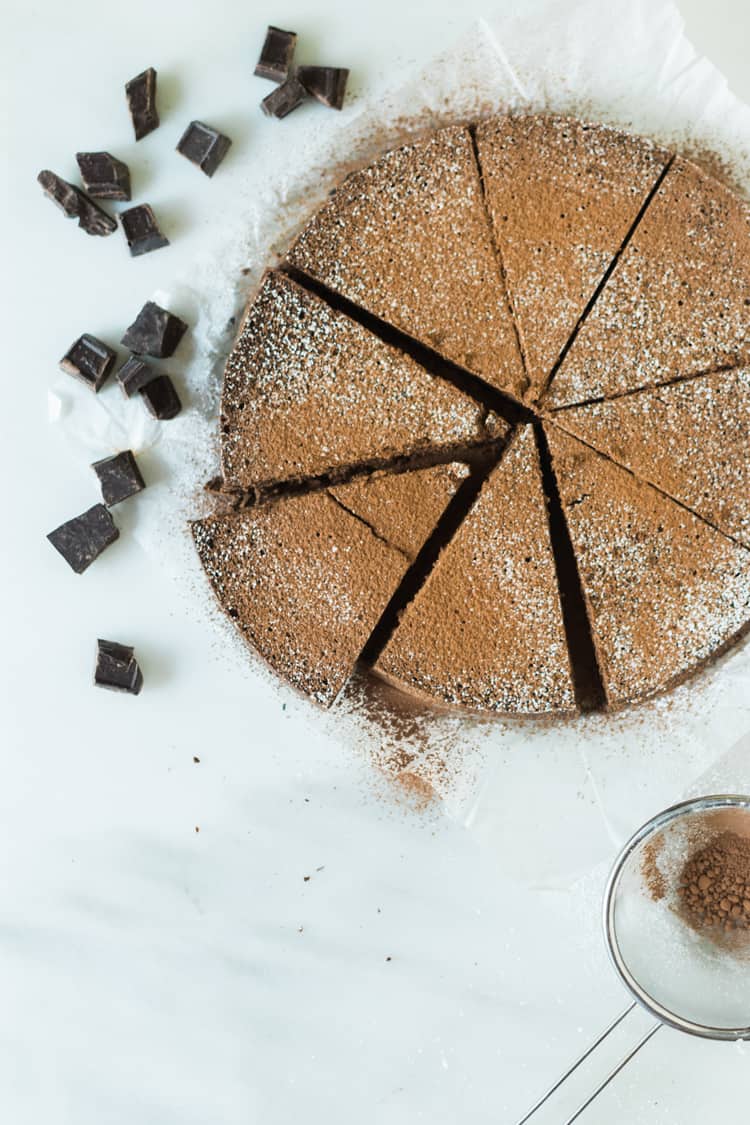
[297,66,349,110]
[116,355,154,397]
[94,639,143,694]
[120,203,169,257]
[125,67,159,140]
[261,75,308,119]
[91,450,145,506]
[121,301,187,357]
[255,26,297,82]
[140,374,181,419]
[60,334,117,392]
[75,152,131,201]
[47,504,119,573]
[37,170,117,236]
[176,120,232,177]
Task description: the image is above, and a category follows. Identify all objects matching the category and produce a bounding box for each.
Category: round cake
[192,114,750,716]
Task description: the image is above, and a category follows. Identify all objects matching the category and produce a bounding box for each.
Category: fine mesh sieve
[517,795,750,1124]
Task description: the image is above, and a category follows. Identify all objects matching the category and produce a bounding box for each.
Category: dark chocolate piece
[37,170,117,236]
[121,301,187,358]
[125,67,159,140]
[75,152,131,201]
[140,374,181,419]
[261,76,308,119]
[94,639,143,694]
[176,121,232,177]
[297,66,349,110]
[254,26,297,82]
[47,504,119,573]
[60,334,117,391]
[91,450,145,506]
[116,355,154,397]
[120,204,169,257]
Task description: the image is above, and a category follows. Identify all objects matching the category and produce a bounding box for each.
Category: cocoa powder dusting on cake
[475,114,670,399]
[330,462,469,561]
[286,125,526,396]
[548,158,750,408]
[376,427,577,715]
[191,492,413,706]
[192,114,750,726]
[546,424,750,707]
[556,366,750,548]
[220,272,494,491]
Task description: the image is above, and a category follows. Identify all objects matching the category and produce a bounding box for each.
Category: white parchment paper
[49,0,750,878]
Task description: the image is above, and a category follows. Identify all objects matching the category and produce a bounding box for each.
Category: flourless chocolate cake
[194,116,750,714]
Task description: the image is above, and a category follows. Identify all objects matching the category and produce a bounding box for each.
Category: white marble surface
[2,2,750,1122]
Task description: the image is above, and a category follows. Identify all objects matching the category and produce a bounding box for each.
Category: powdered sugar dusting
[220,272,492,490]
[191,492,412,705]
[475,113,671,398]
[377,427,577,714]
[548,158,750,408]
[557,366,750,548]
[547,425,750,706]
[286,125,526,396]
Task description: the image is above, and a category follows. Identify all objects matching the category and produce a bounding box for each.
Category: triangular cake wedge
[192,465,468,706]
[555,367,750,548]
[545,424,750,707]
[330,462,469,562]
[374,428,576,715]
[547,159,750,408]
[475,114,670,401]
[285,126,526,396]
[220,272,506,492]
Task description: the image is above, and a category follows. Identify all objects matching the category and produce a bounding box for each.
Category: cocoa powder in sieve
[677,831,750,936]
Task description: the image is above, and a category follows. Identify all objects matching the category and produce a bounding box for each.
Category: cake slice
[545,424,750,707]
[555,367,750,548]
[220,272,506,492]
[374,427,576,715]
[547,159,750,408]
[285,126,525,397]
[330,462,469,562]
[192,464,469,706]
[475,114,670,400]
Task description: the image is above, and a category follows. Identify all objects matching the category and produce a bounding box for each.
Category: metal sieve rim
[603,794,750,1042]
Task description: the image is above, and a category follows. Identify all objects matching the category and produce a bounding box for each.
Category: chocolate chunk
[91,450,145,506]
[116,355,154,397]
[297,67,349,110]
[120,203,169,257]
[47,504,119,573]
[37,170,117,236]
[121,301,187,358]
[140,374,181,419]
[176,120,232,177]
[125,67,159,140]
[261,76,308,119]
[75,152,131,201]
[254,26,297,82]
[94,639,143,694]
[60,334,117,391]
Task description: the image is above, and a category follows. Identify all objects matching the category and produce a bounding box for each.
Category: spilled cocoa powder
[677,831,750,936]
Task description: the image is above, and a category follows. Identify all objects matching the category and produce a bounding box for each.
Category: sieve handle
[563,1020,661,1124]
[515,1003,661,1124]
